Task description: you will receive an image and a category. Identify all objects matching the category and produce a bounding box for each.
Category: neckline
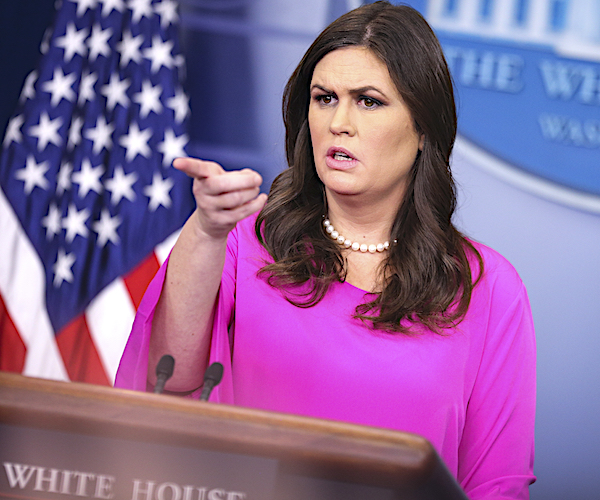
[342,279,377,295]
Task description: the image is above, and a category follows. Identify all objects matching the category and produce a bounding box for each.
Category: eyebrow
[310,83,389,99]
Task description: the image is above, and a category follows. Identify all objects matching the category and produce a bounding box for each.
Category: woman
[116,2,536,498]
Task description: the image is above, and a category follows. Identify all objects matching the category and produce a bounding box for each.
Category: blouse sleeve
[459,265,537,499]
[114,225,239,398]
[113,258,167,392]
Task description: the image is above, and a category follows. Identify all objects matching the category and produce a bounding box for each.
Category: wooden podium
[0,372,468,500]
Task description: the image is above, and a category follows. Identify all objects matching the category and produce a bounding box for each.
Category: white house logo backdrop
[420,0,600,212]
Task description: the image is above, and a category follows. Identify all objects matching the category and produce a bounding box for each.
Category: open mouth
[325,147,357,170]
[332,151,354,161]
[328,146,356,161]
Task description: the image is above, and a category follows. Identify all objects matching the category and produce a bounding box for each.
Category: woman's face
[308,46,423,208]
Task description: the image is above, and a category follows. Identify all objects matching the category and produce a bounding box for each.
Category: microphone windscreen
[156,354,175,378]
[204,362,224,385]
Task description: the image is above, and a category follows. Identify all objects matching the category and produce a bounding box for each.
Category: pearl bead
[322,217,391,254]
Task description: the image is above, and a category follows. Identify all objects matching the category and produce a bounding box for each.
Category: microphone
[199,362,224,401]
[153,354,175,394]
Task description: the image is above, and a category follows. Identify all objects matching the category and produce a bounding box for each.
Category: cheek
[383,125,421,157]
[308,111,324,146]
[369,131,421,178]
[368,129,405,160]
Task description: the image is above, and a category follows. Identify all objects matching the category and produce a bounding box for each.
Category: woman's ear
[418,134,425,151]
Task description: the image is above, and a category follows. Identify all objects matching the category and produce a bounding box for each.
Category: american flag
[0,0,194,385]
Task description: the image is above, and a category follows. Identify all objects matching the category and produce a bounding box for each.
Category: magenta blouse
[115,215,536,499]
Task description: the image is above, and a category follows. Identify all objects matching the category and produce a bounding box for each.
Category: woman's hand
[173,157,268,240]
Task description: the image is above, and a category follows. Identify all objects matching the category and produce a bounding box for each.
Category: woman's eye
[316,95,333,104]
[360,96,380,108]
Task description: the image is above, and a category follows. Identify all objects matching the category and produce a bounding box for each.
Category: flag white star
[19,71,37,103]
[119,122,152,161]
[14,156,50,194]
[133,80,163,118]
[92,208,122,246]
[41,67,77,107]
[117,30,143,67]
[29,112,63,151]
[143,172,174,211]
[88,24,113,62]
[62,203,90,243]
[127,0,153,23]
[167,88,189,123]
[67,116,84,150]
[84,115,114,154]
[54,22,88,62]
[143,35,175,73]
[78,70,98,106]
[154,0,178,28]
[101,73,130,111]
[157,129,188,167]
[101,0,125,16]
[57,161,73,195]
[41,203,63,240]
[72,158,104,198]
[53,248,76,287]
[72,0,98,16]
[105,165,138,204]
[3,114,24,147]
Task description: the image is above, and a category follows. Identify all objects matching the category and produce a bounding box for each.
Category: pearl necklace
[322,218,391,253]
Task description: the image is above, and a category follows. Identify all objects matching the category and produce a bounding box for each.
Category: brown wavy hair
[255,1,483,333]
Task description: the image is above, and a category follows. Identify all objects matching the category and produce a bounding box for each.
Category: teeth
[333,152,352,161]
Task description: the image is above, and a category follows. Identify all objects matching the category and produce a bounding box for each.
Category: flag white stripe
[0,186,68,380]
[86,277,137,384]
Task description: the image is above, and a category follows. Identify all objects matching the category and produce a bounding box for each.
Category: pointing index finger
[173,157,225,179]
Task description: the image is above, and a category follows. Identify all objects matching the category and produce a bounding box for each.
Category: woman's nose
[329,102,356,136]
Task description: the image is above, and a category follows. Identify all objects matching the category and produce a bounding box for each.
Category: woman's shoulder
[466,238,525,295]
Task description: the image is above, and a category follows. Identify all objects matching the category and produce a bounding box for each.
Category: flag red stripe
[0,293,27,373]
[55,314,110,385]
[123,253,160,310]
